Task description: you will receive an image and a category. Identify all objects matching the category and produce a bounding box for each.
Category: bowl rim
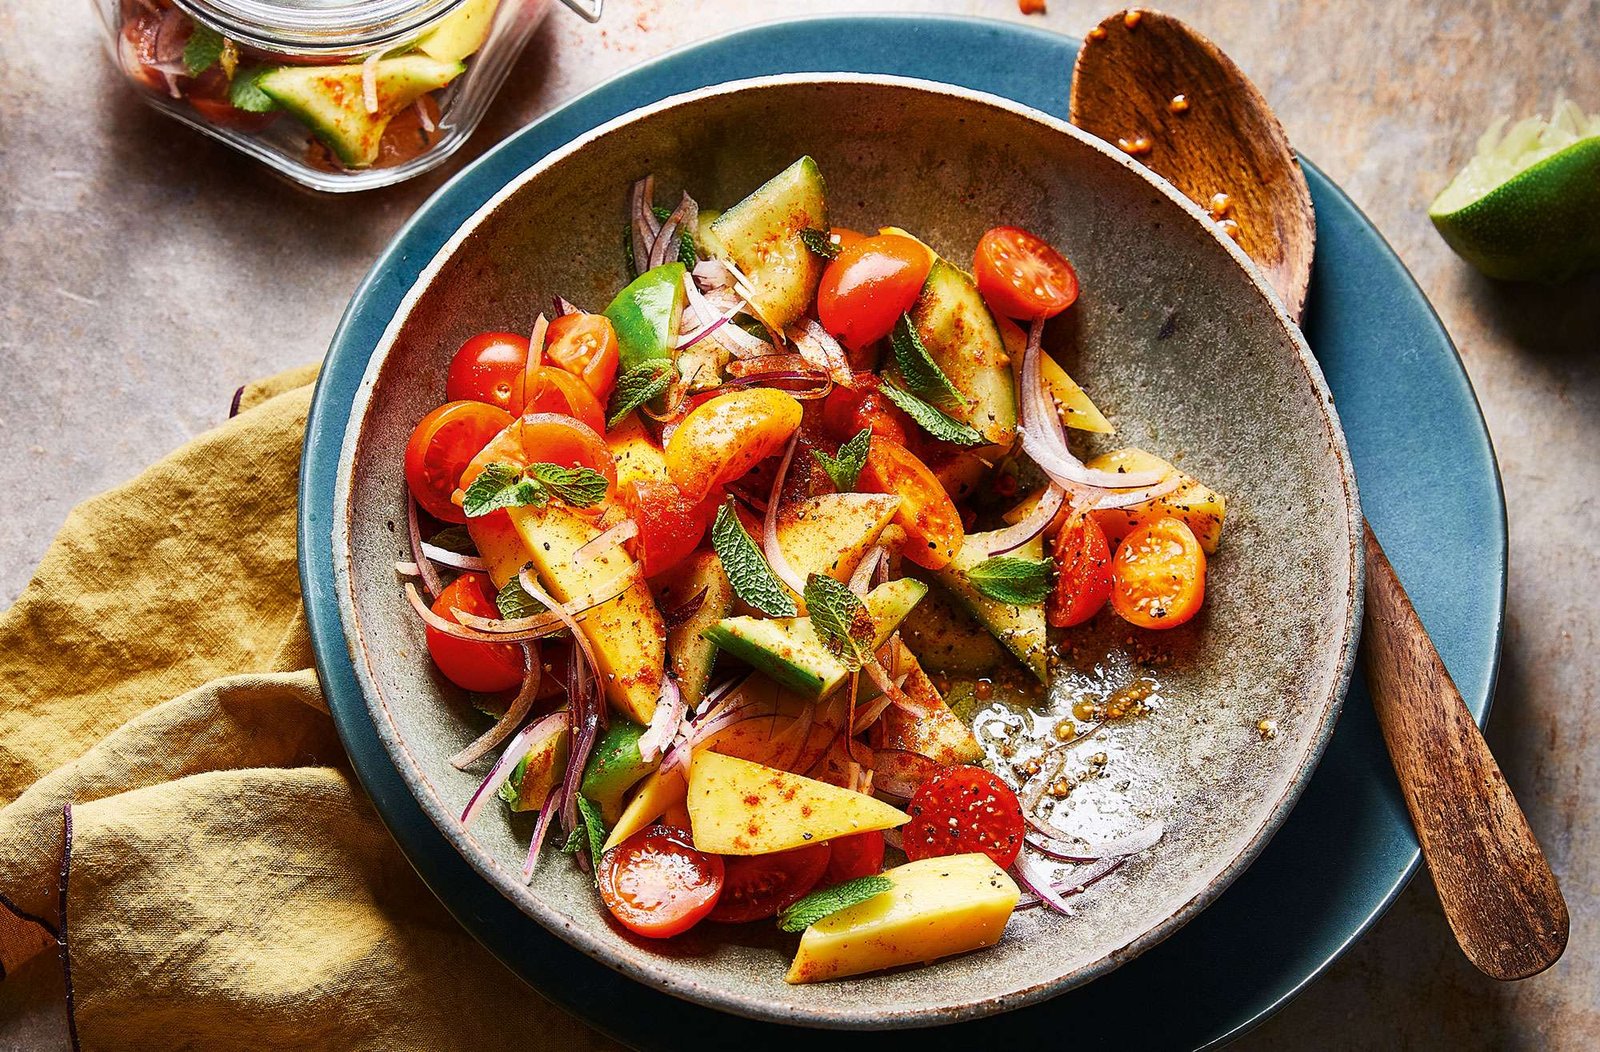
[330,71,1364,1029]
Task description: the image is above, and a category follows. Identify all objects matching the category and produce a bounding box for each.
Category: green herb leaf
[427,525,478,555]
[461,462,548,518]
[561,826,585,854]
[811,427,871,492]
[576,794,610,881]
[968,556,1051,605]
[497,754,529,807]
[803,574,876,670]
[879,382,987,447]
[496,575,546,620]
[226,66,278,113]
[711,501,798,618]
[778,875,894,933]
[890,314,968,411]
[637,204,698,267]
[183,25,225,75]
[607,358,676,427]
[527,463,610,508]
[799,228,841,260]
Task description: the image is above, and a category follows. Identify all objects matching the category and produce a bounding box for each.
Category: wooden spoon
[1070,8,1567,981]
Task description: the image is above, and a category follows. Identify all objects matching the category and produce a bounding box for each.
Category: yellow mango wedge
[995,314,1115,434]
[687,752,908,855]
[1085,448,1227,554]
[605,413,670,489]
[786,853,1020,983]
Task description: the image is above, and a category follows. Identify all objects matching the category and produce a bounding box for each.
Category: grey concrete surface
[2,0,1595,1048]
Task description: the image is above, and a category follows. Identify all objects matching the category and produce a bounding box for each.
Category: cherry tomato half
[524,365,607,436]
[664,389,803,502]
[545,313,621,402]
[817,234,934,350]
[459,413,617,496]
[619,479,712,578]
[819,380,912,448]
[404,400,515,523]
[822,830,886,885]
[708,842,832,923]
[425,572,526,693]
[447,332,530,414]
[856,436,965,569]
[1049,511,1114,628]
[902,765,1025,870]
[597,826,725,938]
[1110,517,1207,629]
[973,226,1080,321]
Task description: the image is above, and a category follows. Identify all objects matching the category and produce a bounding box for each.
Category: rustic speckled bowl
[331,75,1362,1029]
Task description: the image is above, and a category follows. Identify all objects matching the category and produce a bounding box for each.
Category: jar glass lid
[173,0,465,54]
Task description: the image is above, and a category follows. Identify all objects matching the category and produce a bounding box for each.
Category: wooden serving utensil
[1069,8,1567,980]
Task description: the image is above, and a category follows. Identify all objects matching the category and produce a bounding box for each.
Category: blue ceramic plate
[300,15,1504,1048]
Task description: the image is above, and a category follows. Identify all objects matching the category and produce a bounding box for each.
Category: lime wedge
[1429,98,1600,282]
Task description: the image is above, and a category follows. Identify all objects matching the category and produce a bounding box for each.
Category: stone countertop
[1,0,1595,1047]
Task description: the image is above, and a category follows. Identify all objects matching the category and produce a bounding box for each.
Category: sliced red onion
[360,51,381,115]
[662,586,709,632]
[395,560,423,577]
[762,431,809,597]
[693,672,751,719]
[1011,852,1079,915]
[405,583,565,644]
[518,571,605,684]
[637,676,686,763]
[718,374,833,400]
[572,517,638,566]
[461,712,560,828]
[790,318,854,384]
[406,496,444,600]
[629,176,657,275]
[558,652,602,843]
[692,259,734,289]
[648,192,698,270]
[1089,476,1185,510]
[848,545,887,597]
[414,98,435,133]
[553,296,580,317]
[681,270,752,359]
[659,703,769,774]
[449,643,545,770]
[982,484,1068,557]
[448,568,639,634]
[771,703,815,772]
[1025,818,1165,861]
[522,785,560,881]
[863,659,929,719]
[151,8,188,66]
[420,542,487,571]
[726,352,815,377]
[851,695,893,735]
[517,314,549,409]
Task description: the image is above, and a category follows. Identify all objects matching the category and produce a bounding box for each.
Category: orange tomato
[404,400,515,523]
[819,380,912,448]
[1049,512,1113,628]
[425,572,526,692]
[664,389,803,501]
[619,479,712,578]
[522,365,606,436]
[973,226,1079,320]
[459,413,617,497]
[1110,517,1206,629]
[856,436,964,569]
[817,234,933,350]
[545,313,621,402]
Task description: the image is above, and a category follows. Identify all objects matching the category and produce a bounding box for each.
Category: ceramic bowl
[331,74,1362,1029]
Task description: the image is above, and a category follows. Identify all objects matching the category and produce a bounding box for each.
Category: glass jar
[93,0,602,191]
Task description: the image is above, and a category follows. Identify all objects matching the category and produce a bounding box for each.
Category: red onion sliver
[692,259,733,289]
[1011,852,1079,915]
[448,567,640,634]
[420,542,487,571]
[449,643,544,770]
[406,496,444,600]
[630,176,657,275]
[762,431,809,598]
[462,717,544,828]
[1026,818,1165,860]
[572,518,638,566]
[790,318,854,384]
[523,785,560,881]
[405,583,564,644]
[518,571,605,685]
[553,296,580,317]
[848,545,887,597]
[648,192,698,270]
[1090,476,1186,510]
[360,51,381,114]
[637,676,686,763]
[983,485,1068,557]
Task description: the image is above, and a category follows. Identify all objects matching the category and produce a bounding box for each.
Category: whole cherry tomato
[817,234,933,350]
[447,332,530,414]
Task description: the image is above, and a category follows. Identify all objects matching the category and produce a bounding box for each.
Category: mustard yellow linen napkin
[0,369,619,1051]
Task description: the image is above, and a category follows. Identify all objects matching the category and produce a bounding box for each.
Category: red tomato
[597,826,725,938]
[817,234,933,350]
[1049,512,1114,628]
[822,830,886,885]
[856,436,965,569]
[1111,517,1207,629]
[973,226,1080,320]
[459,413,617,495]
[545,313,621,402]
[425,572,525,693]
[708,843,832,923]
[184,66,280,131]
[119,9,170,93]
[829,227,867,251]
[404,400,515,523]
[447,332,531,414]
[523,365,607,436]
[819,381,912,448]
[902,765,1025,869]
[619,479,709,578]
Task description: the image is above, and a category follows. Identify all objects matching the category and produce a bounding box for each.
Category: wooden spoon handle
[1361,522,1567,979]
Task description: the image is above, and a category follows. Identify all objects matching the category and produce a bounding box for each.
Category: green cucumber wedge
[709,157,828,330]
[257,55,464,168]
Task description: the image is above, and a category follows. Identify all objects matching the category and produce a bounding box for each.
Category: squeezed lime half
[1429,98,1600,283]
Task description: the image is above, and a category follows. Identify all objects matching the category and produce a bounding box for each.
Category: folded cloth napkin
[0,368,618,1051]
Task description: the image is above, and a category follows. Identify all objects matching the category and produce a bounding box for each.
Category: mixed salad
[396,157,1227,983]
[115,0,497,169]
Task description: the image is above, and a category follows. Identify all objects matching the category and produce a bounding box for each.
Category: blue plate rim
[299,12,1506,1048]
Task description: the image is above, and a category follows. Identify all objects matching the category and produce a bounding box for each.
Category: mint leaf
[227,66,278,113]
[576,794,609,879]
[711,501,798,618]
[799,228,841,260]
[527,463,610,508]
[811,427,871,492]
[890,314,967,411]
[462,462,548,518]
[496,575,545,620]
[183,25,224,75]
[778,875,894,932]
[879,382,987,446]
[803,574,876,670]
[561,826,585,854]
[607,359,675,427]
[968,556,1050,605]
[427,525,478,555]
[497,754,530,807]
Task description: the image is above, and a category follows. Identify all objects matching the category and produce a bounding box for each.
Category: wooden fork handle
[1361,521,1568,979]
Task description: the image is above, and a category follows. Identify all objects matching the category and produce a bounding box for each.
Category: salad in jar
[395,157,1227,983]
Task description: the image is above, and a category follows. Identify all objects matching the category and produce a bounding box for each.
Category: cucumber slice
[904,260,1018,446]
[257,56,464,168]
[709,157,828,330]
[931,530,1048,683]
